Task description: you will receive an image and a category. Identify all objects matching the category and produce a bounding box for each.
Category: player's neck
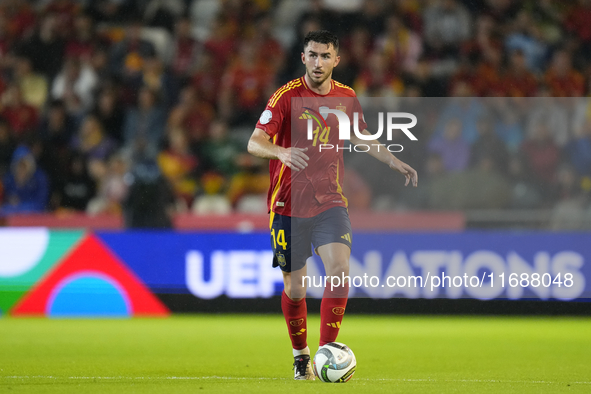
[304,73,332,96]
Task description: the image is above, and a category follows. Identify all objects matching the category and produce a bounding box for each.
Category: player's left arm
[349,130,418,187]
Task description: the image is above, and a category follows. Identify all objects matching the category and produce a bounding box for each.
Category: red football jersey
[256,76,367,218]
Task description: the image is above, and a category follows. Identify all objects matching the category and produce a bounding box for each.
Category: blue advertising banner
[96,232,591,301]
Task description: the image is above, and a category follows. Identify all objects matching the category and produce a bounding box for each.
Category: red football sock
[319,284,349,346]
[281,290,308,350]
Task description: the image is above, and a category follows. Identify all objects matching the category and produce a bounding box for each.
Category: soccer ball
[313,342,356,383]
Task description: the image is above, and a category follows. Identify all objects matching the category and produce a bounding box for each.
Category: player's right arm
[247,128,309,171]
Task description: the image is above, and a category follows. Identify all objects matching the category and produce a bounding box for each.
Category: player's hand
[389,159,418,187]
[278,147,309,171]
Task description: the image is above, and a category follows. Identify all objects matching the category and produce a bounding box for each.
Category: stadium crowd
[0,0,591,227]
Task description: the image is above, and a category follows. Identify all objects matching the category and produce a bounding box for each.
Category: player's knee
[283,272,307,301]
[325,260,349,278]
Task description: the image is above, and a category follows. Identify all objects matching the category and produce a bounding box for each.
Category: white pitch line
[1,376,590,385]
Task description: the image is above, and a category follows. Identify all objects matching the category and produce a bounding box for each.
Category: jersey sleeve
[255,89,289,138]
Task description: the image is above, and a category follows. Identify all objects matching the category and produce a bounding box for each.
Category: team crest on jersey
[260,110,272,124]
[336,105,347,113]
[276,253,287,267]
[332,307,346,315]
[290,318,304,327]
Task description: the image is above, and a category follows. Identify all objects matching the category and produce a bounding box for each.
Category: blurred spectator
[55,153,96,212]
[87,0,133,23]
[423,0,471,57]
[93,88,125,143]
[129,54,178,108]
[71,115,117,162]
[123,87,166,160]
[168,86,215,143]
[203,16,238,72]
[505,10,547,72]
[412,153,446,209]
[460,155,512,209]
[470,116,509,174]
[525,93,570,147]
[218,40,274,126]
[0,0,36,40]
[200,120,243,177]
[252,13,285,74]
[190,49,222,107]
[282,17,321,82]
[44,0,80,38]
[502,49,539,97]
[109,19,156,79]
[354,51,403,97]
[566,118,591,177]
[142,0,185,33]
[65,13,101,61]
[123,159,174,228]
[191,173,232,215]
[200,118,268,207]
[0,119,15,178]
[1,145,48,214]
[564,0,591,61]
[476,48,502,97]
[87,154,128,215]
[520,121,561,188]
[356,0,385,38]
[435,84,486,144]
[39,99,75,146]
[0,84,38,138]
[376,13,422,73]
[507,154,543,209]
[490,98,524,152]
[37,99,75,202]
[544,50,585,97]
[13,56,48,110]
[428,118,470,173]
[343,25,370,74]
[331,46,357,87]
[0,15,10,64]
[157,127,199,207]
[51,56,99,115]
[170,17,200,78]
[16,13,64,80]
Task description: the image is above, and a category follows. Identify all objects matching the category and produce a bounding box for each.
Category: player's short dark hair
[303,30,339,53]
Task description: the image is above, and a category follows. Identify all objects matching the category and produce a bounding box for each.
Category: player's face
[302,41,340,85]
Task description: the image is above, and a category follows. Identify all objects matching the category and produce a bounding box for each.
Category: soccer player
[247,30,418,380]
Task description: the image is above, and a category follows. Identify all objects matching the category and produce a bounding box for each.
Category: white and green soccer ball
[313,342,356,383]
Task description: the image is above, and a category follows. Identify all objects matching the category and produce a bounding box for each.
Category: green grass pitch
[1,315,590,393]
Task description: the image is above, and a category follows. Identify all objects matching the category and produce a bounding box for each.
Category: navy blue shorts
[270,207,352,272]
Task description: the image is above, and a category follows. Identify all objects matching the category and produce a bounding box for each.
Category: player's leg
[311,207,352,346]
[317,242,350,346]
[271,213,314,380]
[281,266,308,351]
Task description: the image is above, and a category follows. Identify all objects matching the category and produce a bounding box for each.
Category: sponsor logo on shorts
[332,307,345,315]
[341,233,352,243]
[290,318,304,327]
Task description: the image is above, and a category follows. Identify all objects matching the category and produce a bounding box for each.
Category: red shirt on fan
[256,76,367,218]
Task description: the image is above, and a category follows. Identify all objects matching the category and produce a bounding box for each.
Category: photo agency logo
[301,106,418,152]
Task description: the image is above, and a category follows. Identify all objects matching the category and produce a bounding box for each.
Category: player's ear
[301,52,305,64]
[334,55,341,68]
